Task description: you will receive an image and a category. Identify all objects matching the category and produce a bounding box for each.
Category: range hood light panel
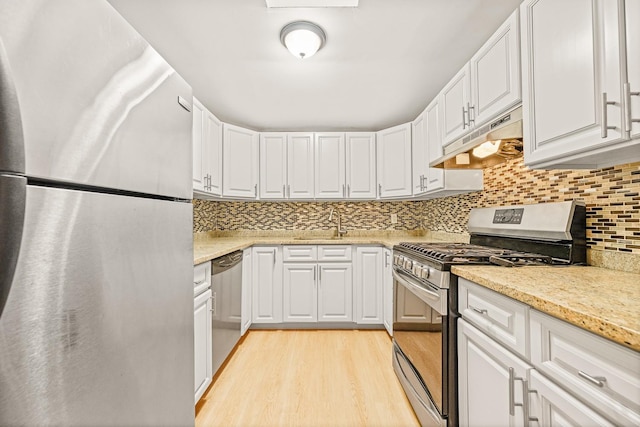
[472,140,502,159]
[456,153,470,165]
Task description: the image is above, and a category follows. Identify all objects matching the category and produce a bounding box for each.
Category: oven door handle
[392,266,446,316]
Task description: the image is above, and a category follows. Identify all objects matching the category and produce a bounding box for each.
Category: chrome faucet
[328,207,348,238]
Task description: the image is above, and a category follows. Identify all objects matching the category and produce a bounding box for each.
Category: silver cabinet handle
[384,251,390,267]
[508,367,516,416]
[378,183,382,197]
[319,266,321,282]
[208,175,212,191]
[462,106,467,129]
[287,184,291,198]
[313,266,316,282]
[509,367,531,424]
[347,184,350,197]
[342,184,345,197]
[211,291,216,315]
[601,92,617,138]
[282,184,286,198]
[254,183,257,197]
[578,370,606,387]
[194,279,206,287]
[624,82,640,132]
[470,305,488,315]
[273,249,276,266]
[467,102,475,125]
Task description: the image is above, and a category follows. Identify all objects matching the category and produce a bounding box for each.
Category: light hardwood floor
[195,330,420,427]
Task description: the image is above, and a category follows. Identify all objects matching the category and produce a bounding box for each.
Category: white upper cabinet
[521,0,640,169]
[625,0,640,140]
[192,98,205,193]
[377,123,412,198]
[345,132,377,199]
[412,111,429,196]
[441,64,472,146]
[424,98,445,192]
[441,10,520,147]
[259,133,287,199]
[223,124,259,198]
[193,98,223,197]
[315,133,346,199]
[288,133,315,199]
[469,10,521,128]
[204,110,223,196]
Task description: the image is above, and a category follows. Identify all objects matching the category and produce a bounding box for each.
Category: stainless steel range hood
[431,106,523,169]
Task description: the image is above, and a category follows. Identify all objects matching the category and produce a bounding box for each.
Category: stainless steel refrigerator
[0,1,195,425]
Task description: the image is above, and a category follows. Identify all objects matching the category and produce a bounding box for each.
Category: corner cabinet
[354,246,383,324]
[345,132,377,199]
[377,123,412,199]
[521,0,640,169]
[251,246,283,323]
[223,124,259,198]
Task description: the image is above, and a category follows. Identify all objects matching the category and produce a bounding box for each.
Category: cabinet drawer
[318,245,352,261]
[530,310,640,426]
[458,278,529,358]
[283,245,317,262]
[193,262,211,296]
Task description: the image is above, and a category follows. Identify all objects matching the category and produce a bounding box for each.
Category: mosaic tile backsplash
[194,159,640,254]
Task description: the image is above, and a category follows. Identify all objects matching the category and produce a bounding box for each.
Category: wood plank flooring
[195,330,420,427]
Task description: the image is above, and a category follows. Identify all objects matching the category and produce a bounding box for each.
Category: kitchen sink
[293,236,344,241]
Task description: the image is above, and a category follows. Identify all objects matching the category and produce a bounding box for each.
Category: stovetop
[395,242,567,270]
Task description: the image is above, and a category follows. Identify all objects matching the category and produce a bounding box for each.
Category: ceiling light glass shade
[280,21,326,59]
[472,140,502,159]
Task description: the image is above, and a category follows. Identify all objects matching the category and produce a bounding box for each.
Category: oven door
[392,266,448,427]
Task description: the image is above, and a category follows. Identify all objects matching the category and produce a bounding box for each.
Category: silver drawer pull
[194,279,206,287]
[470,305,488,315]
[578,370,606,387]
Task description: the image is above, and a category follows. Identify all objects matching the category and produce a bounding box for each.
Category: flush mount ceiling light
[280,21,326,59]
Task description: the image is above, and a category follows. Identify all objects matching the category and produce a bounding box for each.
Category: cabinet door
[204,110,223,196]
[382,248,393,336]
[626,0,640,139]
[458,319,531,427]
[529,370,614,427]
[287,133,315,199]
[283,263,317,322]
[194,289,212,404]
[354,247,383,324]
[241,248,252,335]
[260,133,287,199]
[315,133,346,199]
[376,123,412,199]
[345,132,377,199]
[424,98,445,192]
[470,10,521,127]
[192,98,205,192]
[223,124,259,198]
[521,0,630,168]
[441,64,471,146]
[318,263,353,322]
[252,246,282,323]
[412,111,428,196]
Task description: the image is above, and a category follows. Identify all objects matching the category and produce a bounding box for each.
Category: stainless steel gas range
[391,201,586,427]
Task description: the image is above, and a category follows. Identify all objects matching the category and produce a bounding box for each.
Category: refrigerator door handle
[0,174,26,317]
[0,37,25,174]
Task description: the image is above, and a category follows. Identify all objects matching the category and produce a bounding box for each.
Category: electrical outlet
[390,213,398,224]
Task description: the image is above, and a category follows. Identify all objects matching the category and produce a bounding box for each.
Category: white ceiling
[107,0,522,132]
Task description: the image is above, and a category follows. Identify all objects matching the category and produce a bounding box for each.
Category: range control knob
[403,259,413,270]
[420,267,431,279]
[412,264,424,277]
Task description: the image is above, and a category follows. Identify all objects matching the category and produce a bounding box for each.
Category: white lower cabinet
[382,248,393,336]
[354,247,383,324]
[282,245,352,323]
[241,248,252,335]
[193,262,212,404]
[458,320,531,427]
[459,278,640,426]
[251,246,282,323]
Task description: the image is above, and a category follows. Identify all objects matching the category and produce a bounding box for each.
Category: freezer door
[0,183,194,426]
[0,0,192,199]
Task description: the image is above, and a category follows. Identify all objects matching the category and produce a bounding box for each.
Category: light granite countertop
[193,232,457,265]
[451,265,640,352]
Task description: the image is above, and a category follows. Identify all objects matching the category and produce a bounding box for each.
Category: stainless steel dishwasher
[211,251,242,375]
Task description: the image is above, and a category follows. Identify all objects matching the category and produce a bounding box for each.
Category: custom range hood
[431,106,524,169]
